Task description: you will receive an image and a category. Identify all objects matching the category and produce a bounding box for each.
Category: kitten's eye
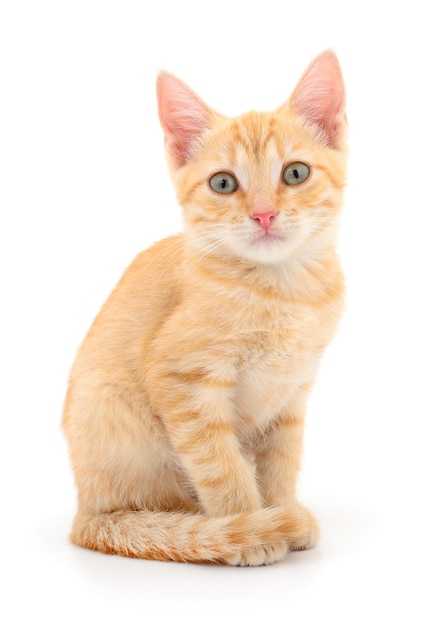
[209,172,238,194]
[282,162,310,185]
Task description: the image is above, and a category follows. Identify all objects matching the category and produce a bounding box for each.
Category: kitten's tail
[70,506,314,565]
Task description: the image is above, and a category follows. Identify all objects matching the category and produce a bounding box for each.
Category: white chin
[234,238,296,264]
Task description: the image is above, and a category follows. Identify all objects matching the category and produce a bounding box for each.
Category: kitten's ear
[289,50,346,148]
[156,72,212,167]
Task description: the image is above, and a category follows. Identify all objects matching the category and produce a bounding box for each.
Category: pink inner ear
[291,50,346,147]
[156,72,211,166]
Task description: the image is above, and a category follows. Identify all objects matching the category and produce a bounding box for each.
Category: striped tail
[70,505,317,566]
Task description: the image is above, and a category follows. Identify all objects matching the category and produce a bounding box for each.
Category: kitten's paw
[225,542,288,567]
[288,504,320,551]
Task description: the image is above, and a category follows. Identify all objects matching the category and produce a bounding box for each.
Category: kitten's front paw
[288,504,320,551]
[225,541,288,567]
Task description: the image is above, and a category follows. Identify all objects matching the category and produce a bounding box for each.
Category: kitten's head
[157,51,347,266]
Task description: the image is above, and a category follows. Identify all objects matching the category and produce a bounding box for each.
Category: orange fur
[62,50,347,566]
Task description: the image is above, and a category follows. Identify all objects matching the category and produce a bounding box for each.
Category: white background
[1,1,439,624]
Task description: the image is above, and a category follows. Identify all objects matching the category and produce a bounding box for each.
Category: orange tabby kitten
[62,50,347,566]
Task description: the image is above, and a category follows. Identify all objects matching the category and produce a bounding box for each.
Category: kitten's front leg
[149,367,263,517]
[255,385,320,551]
[148,365,290,565]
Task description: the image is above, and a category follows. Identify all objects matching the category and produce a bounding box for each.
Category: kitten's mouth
[251,232,285,246]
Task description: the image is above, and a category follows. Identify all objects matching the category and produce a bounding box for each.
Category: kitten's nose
[251,211,278,231]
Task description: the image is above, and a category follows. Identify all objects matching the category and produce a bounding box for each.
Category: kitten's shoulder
[104,234,185,312]
[123,234,184,282]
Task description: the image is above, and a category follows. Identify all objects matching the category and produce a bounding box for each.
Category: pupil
[293,169,299,179]
[220,178,227,189]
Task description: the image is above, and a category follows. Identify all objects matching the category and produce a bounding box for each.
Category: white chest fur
[234,332,320,432]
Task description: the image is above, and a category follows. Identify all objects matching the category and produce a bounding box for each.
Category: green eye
[282,162,310,185]
[209,172,238,194]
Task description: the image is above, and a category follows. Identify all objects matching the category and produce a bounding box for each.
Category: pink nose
[251,211,278,231]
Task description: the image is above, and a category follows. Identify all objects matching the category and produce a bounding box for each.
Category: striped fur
[62,51,347,566]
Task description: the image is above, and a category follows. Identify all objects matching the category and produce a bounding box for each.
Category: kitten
[62,50,347,566]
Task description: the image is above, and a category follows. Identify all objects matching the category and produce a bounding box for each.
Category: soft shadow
[35,496,376,597]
